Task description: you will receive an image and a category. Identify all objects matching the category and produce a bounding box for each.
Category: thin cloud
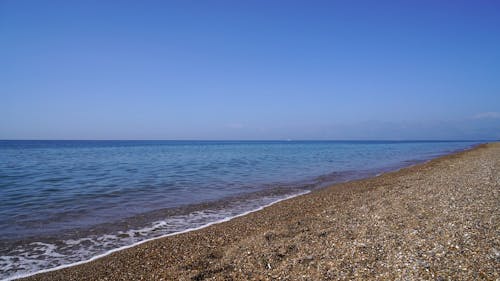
[472,112,500,119]
[226,123,244,129]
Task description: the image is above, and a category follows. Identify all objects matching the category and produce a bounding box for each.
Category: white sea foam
[1,191,309,281]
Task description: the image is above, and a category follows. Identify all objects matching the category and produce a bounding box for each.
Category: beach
[19,142,499,280]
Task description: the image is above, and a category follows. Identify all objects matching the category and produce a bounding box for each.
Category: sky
[1,0,499,140]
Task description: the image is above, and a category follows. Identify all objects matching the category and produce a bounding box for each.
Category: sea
[0,140,480,280]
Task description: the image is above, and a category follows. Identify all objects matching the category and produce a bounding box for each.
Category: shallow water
[0,140,479,279]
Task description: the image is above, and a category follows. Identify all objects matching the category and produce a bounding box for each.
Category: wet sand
[21,143,499,280]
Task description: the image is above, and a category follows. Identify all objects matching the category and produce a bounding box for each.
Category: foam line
[5,191,310,281]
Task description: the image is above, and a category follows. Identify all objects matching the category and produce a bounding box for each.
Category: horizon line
[0,139,496,142]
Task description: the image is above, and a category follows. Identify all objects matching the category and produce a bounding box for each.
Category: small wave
[0,191,309,281]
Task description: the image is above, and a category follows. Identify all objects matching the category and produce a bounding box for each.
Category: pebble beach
[20,142,499,280]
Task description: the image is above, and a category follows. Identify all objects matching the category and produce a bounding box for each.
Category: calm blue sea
[0,140,479,279]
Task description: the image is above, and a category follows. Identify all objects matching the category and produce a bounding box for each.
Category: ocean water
[0,140,479,280]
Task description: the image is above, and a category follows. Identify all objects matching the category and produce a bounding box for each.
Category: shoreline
[17,142,500,280]
[3,144,477,280]
[6,191,311,281]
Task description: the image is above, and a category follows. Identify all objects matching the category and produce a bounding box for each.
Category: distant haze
[1,1,499,140]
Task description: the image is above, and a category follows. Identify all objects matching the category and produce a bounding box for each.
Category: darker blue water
[0,140,480,279]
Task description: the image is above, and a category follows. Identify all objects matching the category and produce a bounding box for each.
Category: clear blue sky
[1,0,499,140]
